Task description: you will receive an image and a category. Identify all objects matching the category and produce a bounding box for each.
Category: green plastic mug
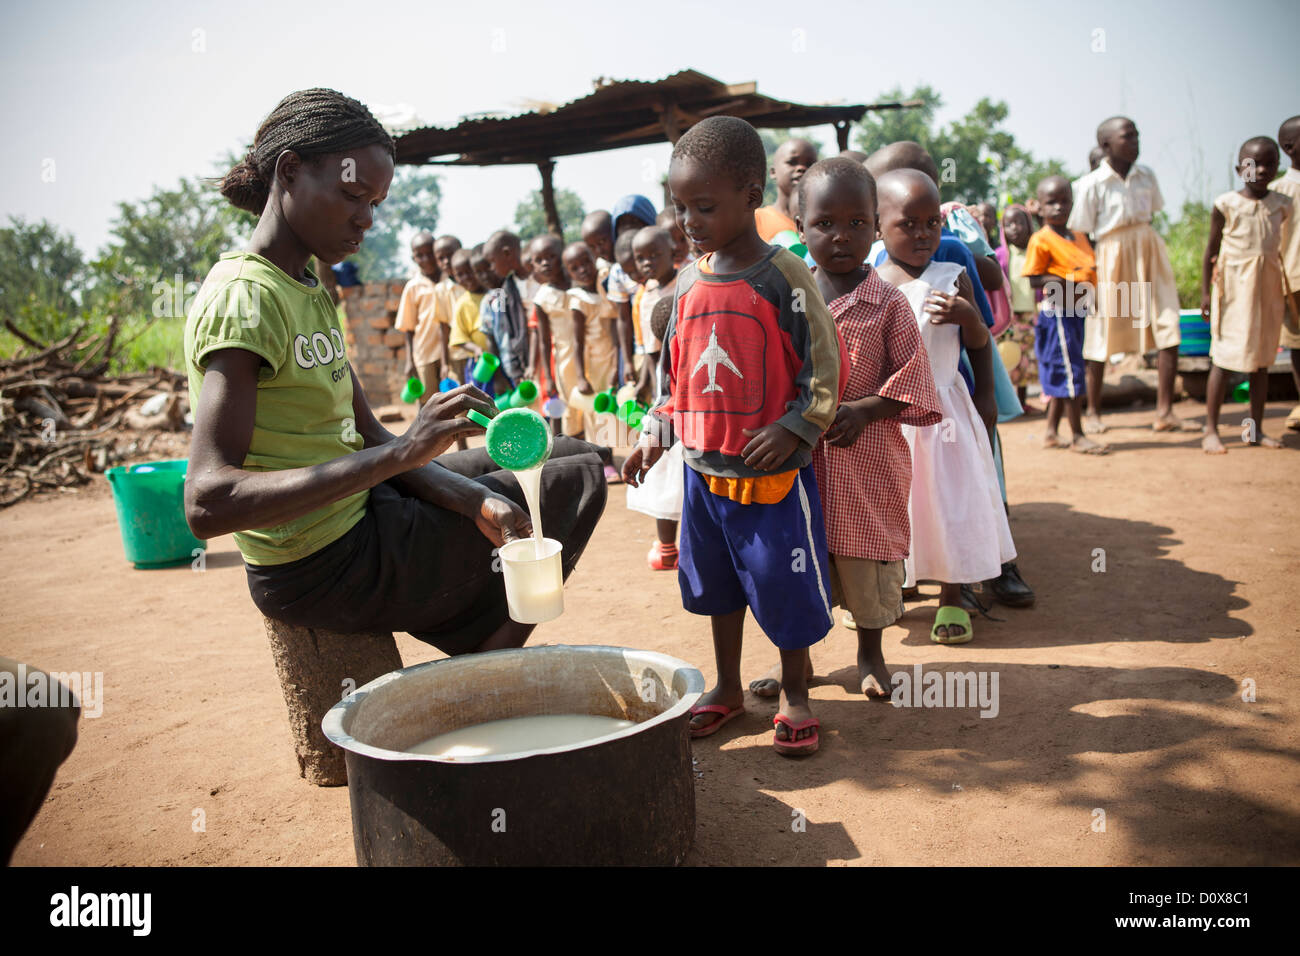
[401,377,425,403]
[472,353,500,384]
[593,388,618,415]
[467,407,552,471]
[509,380,538,408]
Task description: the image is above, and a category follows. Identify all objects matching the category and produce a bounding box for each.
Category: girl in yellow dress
[1201,136,1292,453]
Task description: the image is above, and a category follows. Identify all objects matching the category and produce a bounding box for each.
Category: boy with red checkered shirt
[750,158,941,701]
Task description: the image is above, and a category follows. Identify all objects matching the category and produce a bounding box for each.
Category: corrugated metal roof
[394,70,874,166]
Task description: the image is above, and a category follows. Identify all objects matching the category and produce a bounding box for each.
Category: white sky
[3,0,1296,269]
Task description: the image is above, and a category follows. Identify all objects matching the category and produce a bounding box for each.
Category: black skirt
[244,438,608,656]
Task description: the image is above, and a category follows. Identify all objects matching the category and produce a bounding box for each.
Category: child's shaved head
[1240,136,1279,163]
[1279,116,1300,153]
[876,168,940,210]
[632,225,673,254]
[1096,116,1135,146]
[1036,175,1071,198]
[410,230,434,249]
[485,230,519,256]
[797,156,877,218]
[672,115,766,190]
[649,296,674,345]
[865,141,940,186]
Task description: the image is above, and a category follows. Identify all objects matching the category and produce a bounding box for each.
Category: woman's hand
[403,358,417,381]
[400,383,496,465]
[474,493,532,548]
[576,376,593,395]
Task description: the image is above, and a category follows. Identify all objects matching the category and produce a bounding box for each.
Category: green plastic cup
[626,408,645,430]
[401,377,425,403]
[495,391,513,411]
[1232,381,1250,403]
[593,388,618,415]
[467,407,552,471]
[509,380,538,408]
[617,399,648,424]
[472,353,500,384]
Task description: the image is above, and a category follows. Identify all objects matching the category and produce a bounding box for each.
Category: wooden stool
[261,618,403,787]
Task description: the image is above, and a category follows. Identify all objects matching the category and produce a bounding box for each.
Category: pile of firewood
[0,317,189,507]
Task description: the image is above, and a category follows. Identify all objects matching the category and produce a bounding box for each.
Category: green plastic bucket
[105,459,206,569]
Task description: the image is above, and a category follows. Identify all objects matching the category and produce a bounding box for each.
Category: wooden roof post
[537,159,561,237]
[835,120,850,153]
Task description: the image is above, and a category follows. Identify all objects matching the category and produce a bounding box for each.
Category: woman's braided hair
[219,88,396,215]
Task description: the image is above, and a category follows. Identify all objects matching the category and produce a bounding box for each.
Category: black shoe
[991,562,1035,608]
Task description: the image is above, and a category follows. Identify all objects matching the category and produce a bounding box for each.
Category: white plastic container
[499,537,564,623]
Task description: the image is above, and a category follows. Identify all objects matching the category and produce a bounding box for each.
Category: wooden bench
[262,618,403,787]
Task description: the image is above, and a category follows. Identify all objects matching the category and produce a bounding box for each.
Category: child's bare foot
[1154,412,1197,432]
[1202,430,1227,454]
[856,649,892,700]
[1083,414,1106,434]
[748,655,814,699]
[688,685,745,735]
[1070,435,1109,455]
[1041,432,1065,449]
[1249,434,1283,448]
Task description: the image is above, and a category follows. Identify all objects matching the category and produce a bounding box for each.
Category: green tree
[94,177,242,318]
[1159,200,1211,308]
[854,86,1072,207]
[514,187,586,245]
[350,165,443,280]
[0,217,86,333]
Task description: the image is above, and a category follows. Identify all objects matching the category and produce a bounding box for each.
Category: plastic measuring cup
[472,353,500,384]
[544,395,567,419]
[617,399,648,424]
[567,385,596,414]
[499,537,564,623]
[401,377,425,403]
[467,407,552,471]
[592,388,618,415]
[510,380,538,408]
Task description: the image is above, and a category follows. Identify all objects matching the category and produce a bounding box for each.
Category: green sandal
[931,606,973,645]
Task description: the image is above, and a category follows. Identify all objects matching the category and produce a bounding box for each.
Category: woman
[184,88,606,655]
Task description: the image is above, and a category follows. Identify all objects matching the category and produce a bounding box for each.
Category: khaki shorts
[829,556,905,629]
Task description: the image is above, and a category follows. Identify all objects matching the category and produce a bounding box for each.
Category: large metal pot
[322,644,704,866]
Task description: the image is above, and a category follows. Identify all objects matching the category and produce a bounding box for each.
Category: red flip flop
[689,703,745,739]
[773,713,820,756]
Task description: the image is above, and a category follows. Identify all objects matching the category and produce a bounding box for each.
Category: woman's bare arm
[184,349,490,540]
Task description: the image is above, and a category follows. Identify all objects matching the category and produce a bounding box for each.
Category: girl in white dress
[874,170,1017,644]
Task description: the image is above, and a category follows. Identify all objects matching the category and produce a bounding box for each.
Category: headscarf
[610,194,657,231]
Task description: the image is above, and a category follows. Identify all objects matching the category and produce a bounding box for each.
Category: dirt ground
[4,397,1299,866]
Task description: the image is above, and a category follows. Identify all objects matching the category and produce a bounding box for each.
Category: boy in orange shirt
[754,138,818,241]
[1022,176,1107,454]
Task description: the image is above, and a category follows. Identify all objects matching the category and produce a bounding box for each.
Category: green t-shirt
[184,252,367,566]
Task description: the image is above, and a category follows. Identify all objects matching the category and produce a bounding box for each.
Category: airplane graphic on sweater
[691,323,743,394]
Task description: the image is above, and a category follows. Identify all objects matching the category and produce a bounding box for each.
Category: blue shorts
[678,463,834,650]
[1035,309,1086,399]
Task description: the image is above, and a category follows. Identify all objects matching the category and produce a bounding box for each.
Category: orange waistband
[704,470,797,504]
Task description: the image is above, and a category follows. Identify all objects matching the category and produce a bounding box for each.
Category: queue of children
[386,111,1297,759]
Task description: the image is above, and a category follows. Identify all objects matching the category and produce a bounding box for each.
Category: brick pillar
[340,279,409,406]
